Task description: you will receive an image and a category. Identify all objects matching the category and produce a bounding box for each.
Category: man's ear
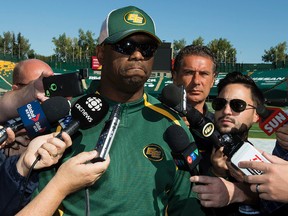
[12,84,19,91]
[96,45,104,65]
[254,112,260,123]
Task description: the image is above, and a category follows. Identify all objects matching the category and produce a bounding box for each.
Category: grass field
[249,124,276,139]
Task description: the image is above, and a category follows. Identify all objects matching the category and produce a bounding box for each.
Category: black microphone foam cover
[185,107,203,127]
[165,124,190,153]
[159,84,182,108]
[71,93,109,129]
[41,96,71,123]
[256,104,270,119]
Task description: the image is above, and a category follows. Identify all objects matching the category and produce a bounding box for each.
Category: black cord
[85,187,90,216]
[4,139,29,157]
[18,156,40,209]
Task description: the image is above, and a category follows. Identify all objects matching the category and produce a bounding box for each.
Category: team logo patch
[143,144,164,161]
[202,122,214,137]
[124,10,146,26]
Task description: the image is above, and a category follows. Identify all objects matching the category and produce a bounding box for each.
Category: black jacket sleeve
[0,155,39,216]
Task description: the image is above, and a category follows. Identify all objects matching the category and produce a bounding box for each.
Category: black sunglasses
[212,98,256,113]
[110,40,158,58]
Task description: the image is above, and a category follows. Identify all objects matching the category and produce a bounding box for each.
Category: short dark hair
[217,71,265,107]
[173,45,217,74]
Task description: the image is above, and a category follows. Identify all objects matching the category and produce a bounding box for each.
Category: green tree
[52,29,98,62]
[207,38,236,64]
[52,33,72,61]
[262,42,287,64]
[0,32,13,55]
[172,38,186,58]
[0,31,31,58]
[16,32,31,58]
[192,36,205,46]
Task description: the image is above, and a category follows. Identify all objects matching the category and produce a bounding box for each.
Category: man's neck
[191,101,206,115]
[98,84,144,103]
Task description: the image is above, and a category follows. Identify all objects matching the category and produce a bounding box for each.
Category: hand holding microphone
[0,96,71,145]
[0,127,16,149]
[16,132,72,177]
[221,133,270,176]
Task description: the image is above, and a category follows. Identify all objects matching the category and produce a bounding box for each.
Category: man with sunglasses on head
[191,72,265,215]
[34,6,205,215]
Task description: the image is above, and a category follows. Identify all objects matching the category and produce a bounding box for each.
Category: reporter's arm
[0,155,39,216]
[0,70,52,123]
[0,132,72,215]
[190,175,258,207]
[16,151,110,216]
[275,124,288,151]
[239,152,288,202]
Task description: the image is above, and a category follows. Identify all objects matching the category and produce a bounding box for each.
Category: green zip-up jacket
[35,88,205,216]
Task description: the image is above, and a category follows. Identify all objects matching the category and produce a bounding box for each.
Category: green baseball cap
[98,6,161,44]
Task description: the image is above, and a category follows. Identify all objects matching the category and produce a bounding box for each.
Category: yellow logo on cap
[124,11,146,26]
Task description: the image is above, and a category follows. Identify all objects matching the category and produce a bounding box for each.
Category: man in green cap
[34,5,205,215]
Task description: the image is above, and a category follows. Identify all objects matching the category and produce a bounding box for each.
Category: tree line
[0,30,287,64]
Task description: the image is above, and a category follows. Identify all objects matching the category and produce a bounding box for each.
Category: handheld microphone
[55,93,109,140]
[164,124,202,176]
[186,107,222,149]
[221,134,270,175]
[159,83,222,149]
[256,104,288,136]
[159,84,187,115]
[0,96,70,144]
[35,93,109,162]
[91,103,121,163]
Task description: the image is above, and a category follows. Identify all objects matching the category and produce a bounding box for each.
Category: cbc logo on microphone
[86,97,103,111]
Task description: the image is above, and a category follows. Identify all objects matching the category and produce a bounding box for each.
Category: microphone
[0,96,70,144]
[55,93,109,140]
[159,83,222,149]
[221,133,270,175]
[256,104,288,136]
[35,93,109,162]
[164,124,202,176]
[90,103,121,163]
[186,107,222,149]
[159,84,187,115]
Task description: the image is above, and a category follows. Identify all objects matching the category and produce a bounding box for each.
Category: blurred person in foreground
[34,5,205,215]
[0,132,72,215]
